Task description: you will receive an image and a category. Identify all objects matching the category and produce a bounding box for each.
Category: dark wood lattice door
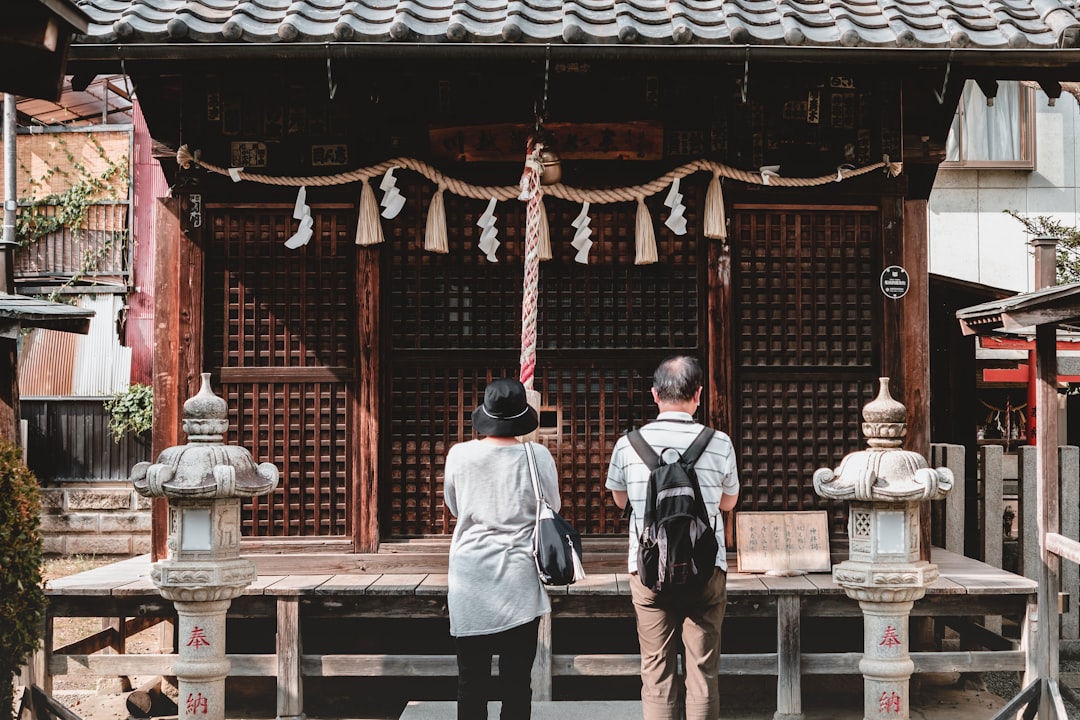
[206,204,355,538]
[731,205,880,539]
[386,178,706,538]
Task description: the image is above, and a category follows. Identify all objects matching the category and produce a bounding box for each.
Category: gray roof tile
[74,0,1080,47]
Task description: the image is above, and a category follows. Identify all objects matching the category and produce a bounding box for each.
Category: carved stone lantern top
[814,378,953,503]
[131,373,279,500]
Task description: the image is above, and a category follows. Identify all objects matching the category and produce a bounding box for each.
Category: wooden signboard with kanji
[735,511,831,574]
[429,121,663,162]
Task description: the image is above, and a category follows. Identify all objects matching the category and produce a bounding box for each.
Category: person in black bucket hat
[471,377,539,437]
[445,377,557,719]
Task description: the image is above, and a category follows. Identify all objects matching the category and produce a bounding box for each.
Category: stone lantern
[813,377,953,720]
[131,373,279,720]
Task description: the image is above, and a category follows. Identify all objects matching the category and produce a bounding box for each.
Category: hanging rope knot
[176,145,196,170]
[519,142,545,201]
[883,155,904,177]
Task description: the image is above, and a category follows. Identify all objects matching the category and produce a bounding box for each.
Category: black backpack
[628,427,719,593]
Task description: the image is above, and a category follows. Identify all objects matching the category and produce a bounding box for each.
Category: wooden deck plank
[366,574,427,595]
[567,574,621,596]
[416,574,448,596]
[246,575,287,593]
[262,576,335,595]
[803,573,844,594]
[317,574,383,595]
[925,575,967,595]
[758,573,818,594]
[46,555,151,595]
[111,576,158,596]
[725,572,769,594]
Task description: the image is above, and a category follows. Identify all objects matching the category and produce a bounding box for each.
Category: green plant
[104,383,153,442]
[0,440,45,720]
[1004,210,1080,284]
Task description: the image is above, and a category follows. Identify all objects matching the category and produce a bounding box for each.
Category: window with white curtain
[943,80,1034,168]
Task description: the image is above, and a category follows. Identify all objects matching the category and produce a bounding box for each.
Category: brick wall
[40,484,152,556]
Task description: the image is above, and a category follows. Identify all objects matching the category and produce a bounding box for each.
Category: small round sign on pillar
[880,265,910,299]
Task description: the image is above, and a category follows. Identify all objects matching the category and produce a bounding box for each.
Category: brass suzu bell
[538,146,562,185]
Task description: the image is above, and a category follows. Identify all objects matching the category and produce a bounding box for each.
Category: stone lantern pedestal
[131,374,279,720]
[814,378,953,720]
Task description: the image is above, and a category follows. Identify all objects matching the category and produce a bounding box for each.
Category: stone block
[99,512,153,533]
[40,513,100,533]
[66,489,134,511]
[41,535,66,555]
[39,489,65,510]
[65,535,133,556]
[135,493,153,510]
[131,535,153,555]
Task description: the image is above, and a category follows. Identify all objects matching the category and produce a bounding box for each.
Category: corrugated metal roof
[72,0,1080,49]
[18,294,130,396]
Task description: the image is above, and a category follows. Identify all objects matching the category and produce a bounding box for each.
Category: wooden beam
[1046,532,1080,566]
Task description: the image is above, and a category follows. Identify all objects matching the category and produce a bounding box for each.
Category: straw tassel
[424,186,448,253]
[704,169,727,241]
[538,198,552,261]
[635,197,658,265]
[354,178,385,246]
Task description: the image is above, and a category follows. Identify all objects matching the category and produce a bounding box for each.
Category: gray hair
[653,355,703,403]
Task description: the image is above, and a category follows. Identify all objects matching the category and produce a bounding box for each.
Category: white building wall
[929,88,1080,292]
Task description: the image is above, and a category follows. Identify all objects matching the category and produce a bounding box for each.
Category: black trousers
[454,617,541,720]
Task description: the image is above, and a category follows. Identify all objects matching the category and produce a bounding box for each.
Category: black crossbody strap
[627,429,659,470]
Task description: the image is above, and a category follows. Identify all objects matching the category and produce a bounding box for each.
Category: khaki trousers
[630,570,728,720]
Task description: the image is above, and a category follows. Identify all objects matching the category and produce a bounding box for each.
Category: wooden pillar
[1032,235,1060,719]
[355,245,381,553]
[901,199,931,563]
[151,198,180,561]
[151,195,204,561]
[707,239,736,544]
[706,239,734,436]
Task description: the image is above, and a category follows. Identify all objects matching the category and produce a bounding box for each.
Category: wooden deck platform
[39,546,1038,720]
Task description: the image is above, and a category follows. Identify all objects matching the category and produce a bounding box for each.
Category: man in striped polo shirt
[606,355,740,720]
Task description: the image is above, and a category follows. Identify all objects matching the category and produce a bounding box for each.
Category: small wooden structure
[957,239,1080,719]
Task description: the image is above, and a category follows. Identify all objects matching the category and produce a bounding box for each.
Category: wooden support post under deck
[980,444,1004,635]
[532,613,553,701]
[774,594,802,720]
[276,596,303,720]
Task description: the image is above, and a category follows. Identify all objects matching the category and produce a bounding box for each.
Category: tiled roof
[73,0,1080,49]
